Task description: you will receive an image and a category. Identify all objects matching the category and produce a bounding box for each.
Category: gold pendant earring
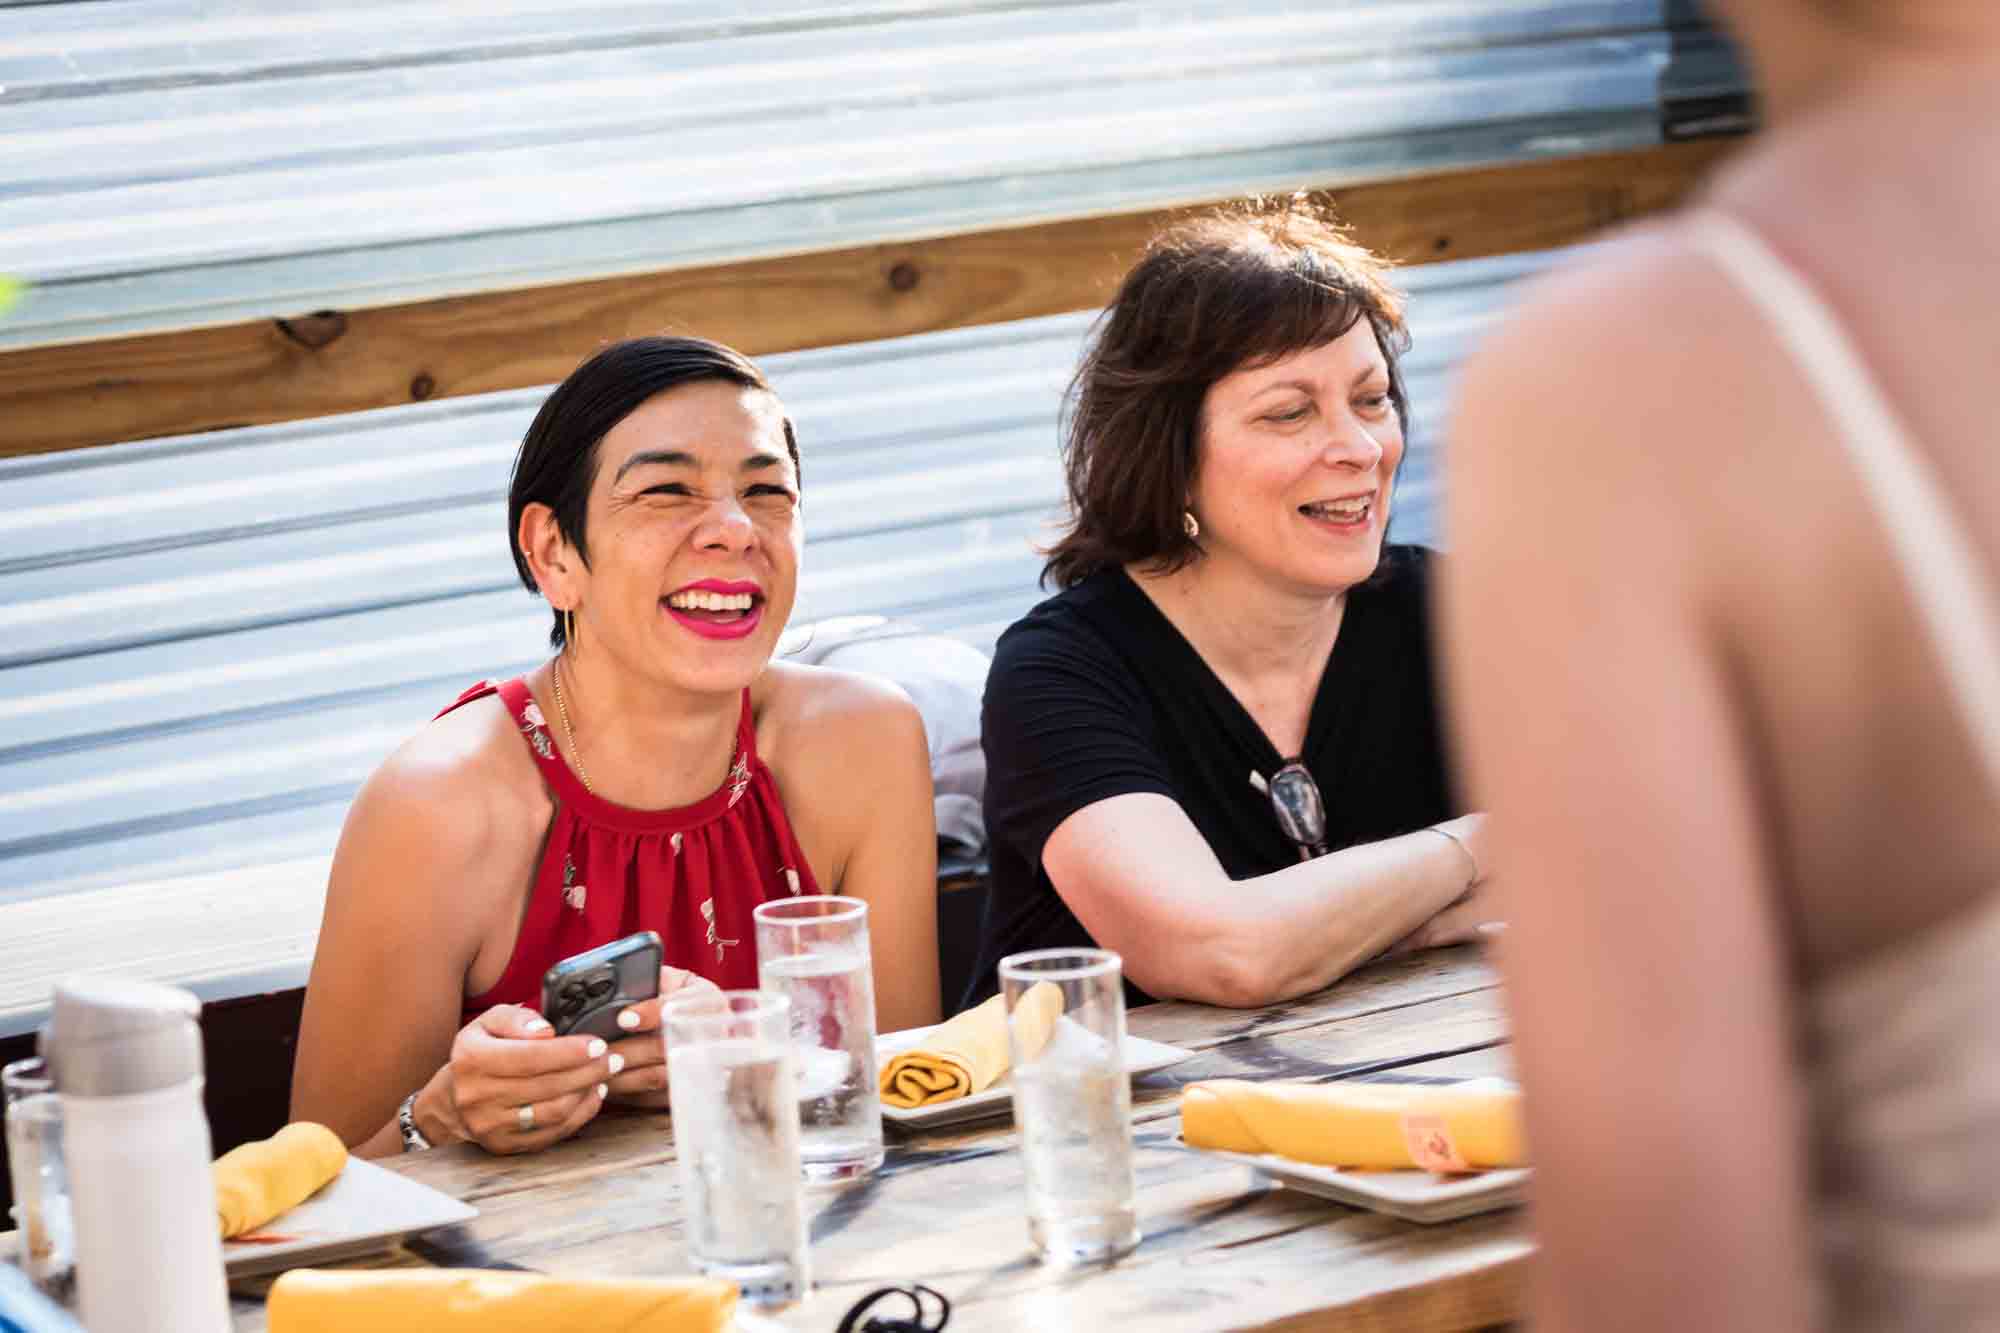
[1183,510,1200,540]
[565,607,578,656]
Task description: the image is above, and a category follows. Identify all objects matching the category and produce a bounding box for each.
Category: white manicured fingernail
[1477,921,1508,936]
[606,1053,625,1075]
[524,1017,552,1034]
[596,1083,609,1099]
[586,1038,608,1059]
[617,1009,641,1031]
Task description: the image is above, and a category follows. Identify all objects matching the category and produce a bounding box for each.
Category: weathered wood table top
[226,947,1526,1331]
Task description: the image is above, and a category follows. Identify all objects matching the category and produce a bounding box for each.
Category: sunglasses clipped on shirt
[1250,759,1329,861]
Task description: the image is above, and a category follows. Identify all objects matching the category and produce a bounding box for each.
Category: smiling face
[1189,320,1403,598]
[565,380,802,696]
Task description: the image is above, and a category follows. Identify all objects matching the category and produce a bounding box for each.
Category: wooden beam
[1,139,1737,458]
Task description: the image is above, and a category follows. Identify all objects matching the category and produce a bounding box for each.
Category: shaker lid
[41,976,204,1097]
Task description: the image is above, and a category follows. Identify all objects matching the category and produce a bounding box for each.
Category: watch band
[397,1090,433,1152]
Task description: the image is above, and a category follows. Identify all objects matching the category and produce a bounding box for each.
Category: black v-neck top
[965,545,1459,1010]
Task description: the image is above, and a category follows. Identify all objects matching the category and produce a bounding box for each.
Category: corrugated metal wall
[0,0,1743,348]
[0,245,1562,910]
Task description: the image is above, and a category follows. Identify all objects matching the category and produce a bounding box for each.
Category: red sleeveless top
[439,678,821,1021]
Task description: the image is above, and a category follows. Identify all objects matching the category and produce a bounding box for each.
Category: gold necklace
[551,656,594,795]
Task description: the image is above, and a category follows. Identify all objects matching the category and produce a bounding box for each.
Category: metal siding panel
[0,1,1741,346]
[0,245,1562,898]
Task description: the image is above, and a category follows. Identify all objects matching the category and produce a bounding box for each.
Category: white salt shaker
[42,977,230,1333]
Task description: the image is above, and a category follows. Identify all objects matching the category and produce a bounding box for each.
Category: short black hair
[507,336,800,648]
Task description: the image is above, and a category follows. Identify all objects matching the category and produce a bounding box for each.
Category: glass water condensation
[1000,949,1141,1266]
[3,1060,73,1301]
[664,994,810,1308]
[758,948,882,1179]
[752,896,884,1181]
[1013,1028,1140,1263]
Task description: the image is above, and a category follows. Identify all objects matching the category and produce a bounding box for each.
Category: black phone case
[540,931,664,1040]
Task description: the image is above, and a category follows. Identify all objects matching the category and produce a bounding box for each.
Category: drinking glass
[999,948,1140,1265]
[752,895,884,1181]
[663,990,809,1308]
[3,1057,74,1300]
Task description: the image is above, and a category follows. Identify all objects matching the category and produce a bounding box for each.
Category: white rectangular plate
[877,1025,1194,1130]
[223,1156,478,1279]
[1180,1140,1528,1225]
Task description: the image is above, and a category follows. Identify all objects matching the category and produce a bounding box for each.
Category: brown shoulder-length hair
[1042,199,1410,590]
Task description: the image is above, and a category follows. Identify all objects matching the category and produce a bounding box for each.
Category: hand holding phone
[541,931,664,1040]
[598,965,725,1109]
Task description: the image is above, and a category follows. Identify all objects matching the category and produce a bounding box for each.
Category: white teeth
[667,590,755,611]
[1305,498,1370,519]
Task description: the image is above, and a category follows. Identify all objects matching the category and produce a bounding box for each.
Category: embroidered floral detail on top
[519,703,555,762]
[562,853,586,913]
[726,753,752,808]
[699,897,738,962]
[671,832,684,855]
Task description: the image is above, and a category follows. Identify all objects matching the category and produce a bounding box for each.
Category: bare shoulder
[1453,218,1780,550]
[337,694,548,893]
[755,660,926,772]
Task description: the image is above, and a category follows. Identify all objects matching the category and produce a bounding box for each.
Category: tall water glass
[753,896,884,1180]
[663,990,809,1307]
[3,1057,73,1300]
[1000,948,1140,1265]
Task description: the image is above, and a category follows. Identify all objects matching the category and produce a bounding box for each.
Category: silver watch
[397,1090,433,1152]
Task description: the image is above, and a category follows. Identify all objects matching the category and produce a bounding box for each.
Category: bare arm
[1439,241,1815,1331]
[293,741,613,1157]
[1042,794,1482,1008]
[293,756,487,1153]
[837,694,941,1031]
[779,668,941,1032]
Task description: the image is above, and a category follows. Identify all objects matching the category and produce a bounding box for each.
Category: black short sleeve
[963,551,1456,1011]
[980,607,1179,875]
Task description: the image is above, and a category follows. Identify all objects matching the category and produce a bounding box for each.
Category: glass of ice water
[3,1057,74,1300]
[999,948,1140,1265]
[663,990,810,1308]
[752,895,884,1181]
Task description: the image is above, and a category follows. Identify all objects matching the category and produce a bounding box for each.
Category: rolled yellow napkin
[214,1121,348,1239]
[267,1270,738,1333]
[1181,1078,1524,1171]
[879,981,1064,1108]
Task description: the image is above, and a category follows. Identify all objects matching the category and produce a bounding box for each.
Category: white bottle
[43,977,230,1333]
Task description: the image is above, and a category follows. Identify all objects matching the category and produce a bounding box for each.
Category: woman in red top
[293,337,941,1157]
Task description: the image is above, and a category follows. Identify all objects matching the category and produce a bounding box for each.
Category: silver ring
[516,1103,536,1133]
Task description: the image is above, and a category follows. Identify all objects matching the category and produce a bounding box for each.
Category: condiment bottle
[42,976,229,1333]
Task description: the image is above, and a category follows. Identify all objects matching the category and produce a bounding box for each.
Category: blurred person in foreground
[1442,1,2000,1327]
[967,204,1491,1012]
[294,336,940,1157]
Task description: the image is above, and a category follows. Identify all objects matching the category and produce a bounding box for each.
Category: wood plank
[214,976,1516,1330]
[2,140,1738,458]
[382,967,1505,1203]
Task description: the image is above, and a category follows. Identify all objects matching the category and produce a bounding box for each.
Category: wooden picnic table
[223,947,1525,1332]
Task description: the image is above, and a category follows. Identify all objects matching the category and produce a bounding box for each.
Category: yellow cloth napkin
[267,1270,738,1332]
[879,981,1064,1108]
[214,1121,348,1239]
[1181,1078,1525,1171]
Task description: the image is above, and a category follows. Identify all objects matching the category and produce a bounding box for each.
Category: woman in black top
[970,204,1494,1010]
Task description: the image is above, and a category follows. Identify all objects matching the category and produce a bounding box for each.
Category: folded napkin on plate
[878,981,1064,1108]
[266,1270,738,1332]
[214,1121,348,1239]
[1181,1078,1524,1171]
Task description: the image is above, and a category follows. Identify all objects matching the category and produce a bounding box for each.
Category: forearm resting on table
[1053,803,1475,1008]
[1195,828,1476,1005]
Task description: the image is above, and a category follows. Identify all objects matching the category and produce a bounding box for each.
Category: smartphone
[540,931,664,1040]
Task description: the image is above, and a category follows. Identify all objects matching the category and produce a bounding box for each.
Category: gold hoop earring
[1183,510,1200,540]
